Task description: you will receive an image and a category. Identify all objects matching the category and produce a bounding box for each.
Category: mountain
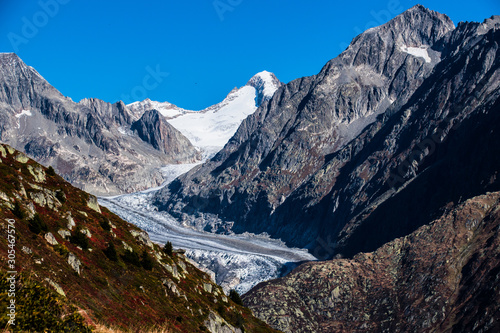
[150,5,500,332]
[154,5,459,239]
[128,71,282,156]
[0,142,277,333]
[243,191,500,332]
[0,53,200,196]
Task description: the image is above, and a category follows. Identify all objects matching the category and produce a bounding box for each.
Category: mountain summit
[153,4,460,238]
[128,71,282,156]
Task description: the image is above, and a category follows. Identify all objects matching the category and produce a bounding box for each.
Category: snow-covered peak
[167,84,258,155]
[126,72,281,157]
[127,98,189,120]
[246,70,282,106]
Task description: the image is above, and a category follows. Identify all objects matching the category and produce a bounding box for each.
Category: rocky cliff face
[243,191,500,332]
[131,109,199,158]
[155,7,500,258]
[0,53,199,196]
[0,143,277,333]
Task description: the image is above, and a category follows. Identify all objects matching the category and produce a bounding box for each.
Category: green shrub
[54,244,69,257]
[140,250,154,270]
[0,273,92,332]
[229,289,243,306]
[99,218,111,232]
[46,166,56,176]
[103,242,118,261]
[122,249,141,267]
[163,241,173,256]
[69,228,89,250]
[28,213,48,235]
[11,201,24,219]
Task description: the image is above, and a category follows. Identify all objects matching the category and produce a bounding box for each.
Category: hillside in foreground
[0,142,277,333]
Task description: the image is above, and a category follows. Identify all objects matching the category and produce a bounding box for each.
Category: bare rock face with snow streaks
[154,5,472,250]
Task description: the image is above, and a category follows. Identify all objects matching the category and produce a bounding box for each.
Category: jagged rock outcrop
[155,7,500,261]
[243,192,500,332]
[131,109,199,159]
[78,98,133,128]
[0,53,200,195]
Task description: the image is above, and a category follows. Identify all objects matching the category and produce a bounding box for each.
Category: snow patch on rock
[400,45,431,63]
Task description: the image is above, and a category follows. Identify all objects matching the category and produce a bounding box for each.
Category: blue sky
[1,0,499,110]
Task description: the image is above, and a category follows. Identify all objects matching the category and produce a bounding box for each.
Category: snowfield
[400,44,432,63]
[127,71,281,158]
[167,85,258,149]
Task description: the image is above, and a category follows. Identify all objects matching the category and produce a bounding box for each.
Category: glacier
[99,170,314,294]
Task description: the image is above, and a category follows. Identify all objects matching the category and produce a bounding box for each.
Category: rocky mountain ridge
[244,191,500,332]
[0,55,281,196]
[0,53,200,196]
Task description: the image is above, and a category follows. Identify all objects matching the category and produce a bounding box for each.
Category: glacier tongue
[107,71,292,294]
[99,167,314,295]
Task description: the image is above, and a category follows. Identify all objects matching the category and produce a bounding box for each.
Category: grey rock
[45,278,66,297]
[162,278,181,297]
[21,246,32,254]
[66,214,76,230]
[81,228,92,238]
[87,195,101,213]
[131,109,199,161]
[68,252,81,274]
[204,311,242,333]
[129,229,154,248]
[58,229,71,240]
[44,232,59,246]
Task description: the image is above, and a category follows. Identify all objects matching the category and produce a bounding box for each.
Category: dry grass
[93,323,174,333]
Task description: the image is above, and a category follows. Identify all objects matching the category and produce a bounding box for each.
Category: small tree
[121,249,141,267]
[47,166,56,176]
[99,218,111,232]
[103,242,118,261]
[70,227,89,250]
[229,289,243,306]
[28,213,48,235]
[163,241,173,256]
[140,250,154,271]
[11,201,24,219]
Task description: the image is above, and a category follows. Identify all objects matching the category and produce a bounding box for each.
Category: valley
[98,164,315,294]
[1,3,499,333]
